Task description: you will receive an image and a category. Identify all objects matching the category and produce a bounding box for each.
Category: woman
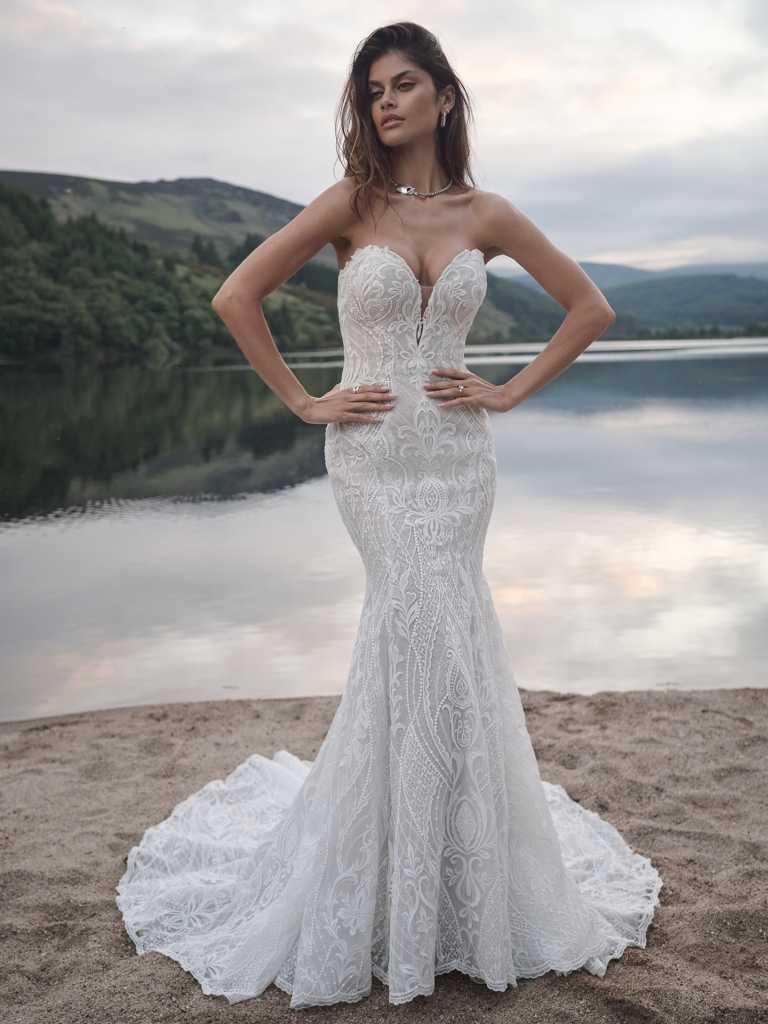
[116,21,663,1009]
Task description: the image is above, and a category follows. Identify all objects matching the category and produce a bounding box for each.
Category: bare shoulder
[305,176,359,239]
[320,177,362,256]
[470,188,616,319]
[470,188,518,216]
[321,174,359,207]
[469,189,529,261]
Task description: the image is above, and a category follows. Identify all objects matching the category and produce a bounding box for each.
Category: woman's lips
[382,118,404,128]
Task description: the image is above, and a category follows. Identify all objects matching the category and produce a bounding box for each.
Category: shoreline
[2,686,766,1021]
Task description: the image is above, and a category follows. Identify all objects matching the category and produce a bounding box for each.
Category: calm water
[2,338,766,723]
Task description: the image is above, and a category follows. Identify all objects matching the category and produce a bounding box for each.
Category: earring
[440,110,448,128]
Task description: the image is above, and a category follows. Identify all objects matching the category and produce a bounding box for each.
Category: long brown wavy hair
[334,22,477,227]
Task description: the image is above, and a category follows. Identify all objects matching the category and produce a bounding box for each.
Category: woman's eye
[370,82,414,102]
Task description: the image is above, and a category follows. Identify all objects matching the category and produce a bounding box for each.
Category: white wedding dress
[115,243,663,1009]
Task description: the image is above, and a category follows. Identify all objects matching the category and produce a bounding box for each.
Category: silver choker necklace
[390,177,453,199]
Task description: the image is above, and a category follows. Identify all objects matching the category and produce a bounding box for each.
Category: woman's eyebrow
[368,69,417,87]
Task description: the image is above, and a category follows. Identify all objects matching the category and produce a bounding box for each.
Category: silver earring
[440,110,447,128]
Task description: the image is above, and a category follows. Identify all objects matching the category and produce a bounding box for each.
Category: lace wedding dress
[115,243,663,1009]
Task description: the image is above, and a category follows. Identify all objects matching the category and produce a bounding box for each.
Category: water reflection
[1,340,766,721]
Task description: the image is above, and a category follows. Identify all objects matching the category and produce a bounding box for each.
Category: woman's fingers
[337,385,395,424]
[424,368,472,391]
[348,401,394,412]
[429,367,469,379]
[348,384,391,396]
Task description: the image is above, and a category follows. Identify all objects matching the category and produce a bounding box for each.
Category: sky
[1,0,766,270]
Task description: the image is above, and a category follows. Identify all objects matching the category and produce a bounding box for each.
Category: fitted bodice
[337,245,487,388]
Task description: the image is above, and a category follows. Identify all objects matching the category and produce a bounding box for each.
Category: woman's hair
[335,22,477,226]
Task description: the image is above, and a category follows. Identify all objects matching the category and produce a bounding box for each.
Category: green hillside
[509,259,768,291]
[0,168,338,273]
[605,274,768,332]
[0,170,766,370]
[0,168,562,336]
[0,184,345,368]
[0,178,563,369]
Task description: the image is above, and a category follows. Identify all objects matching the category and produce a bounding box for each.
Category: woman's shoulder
[468,188,527,233]
[466,189,532,261]
[467,186,512,213]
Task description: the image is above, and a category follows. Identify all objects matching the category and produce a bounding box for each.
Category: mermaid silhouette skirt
[115,246,663,1008]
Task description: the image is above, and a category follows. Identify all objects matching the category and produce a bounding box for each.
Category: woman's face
[366,50,451,145]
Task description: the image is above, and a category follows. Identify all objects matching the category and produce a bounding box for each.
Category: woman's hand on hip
[424,368,519,413]
[298,383,396,425]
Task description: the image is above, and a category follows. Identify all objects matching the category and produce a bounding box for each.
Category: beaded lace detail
[115,244,663,1009]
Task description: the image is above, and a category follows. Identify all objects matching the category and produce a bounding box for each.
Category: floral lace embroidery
[115,245,663,1009]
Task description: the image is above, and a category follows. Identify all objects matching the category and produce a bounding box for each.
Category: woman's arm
[476,192,616,410]
[210,178,357,422]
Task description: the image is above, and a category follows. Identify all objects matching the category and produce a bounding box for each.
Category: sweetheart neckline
[337,244,486,321]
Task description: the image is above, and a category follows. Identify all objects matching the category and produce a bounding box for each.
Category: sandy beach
[1,686,766,1023]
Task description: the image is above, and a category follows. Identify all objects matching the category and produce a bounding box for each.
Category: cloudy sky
[2,1,766,270]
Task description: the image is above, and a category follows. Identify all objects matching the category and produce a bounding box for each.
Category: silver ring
[352,384,360,393]
[457,383,465,392]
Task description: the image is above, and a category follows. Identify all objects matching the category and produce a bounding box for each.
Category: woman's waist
[339,360,469,393]
[325,382,493,447]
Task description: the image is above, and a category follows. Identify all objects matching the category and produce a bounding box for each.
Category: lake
[1,337,766,723]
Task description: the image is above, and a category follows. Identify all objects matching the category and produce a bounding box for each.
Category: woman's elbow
[211,286,257,311]
[211,284,236,310]
[587,298,616,326]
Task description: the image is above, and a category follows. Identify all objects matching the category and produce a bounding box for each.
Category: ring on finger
[457,382,465,393]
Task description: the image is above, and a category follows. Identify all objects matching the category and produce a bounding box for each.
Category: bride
[116,21,663,1009]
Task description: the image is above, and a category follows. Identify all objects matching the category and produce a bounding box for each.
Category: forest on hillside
[1,180,767,370]
[0,185,341,369]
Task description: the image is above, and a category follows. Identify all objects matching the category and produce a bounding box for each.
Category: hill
[505,260,768,291]
[1,170,766,368]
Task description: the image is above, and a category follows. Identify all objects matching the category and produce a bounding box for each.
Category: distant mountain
[504,260,768,292]
[656,261,768,282]
[501,261,654,290]
[0,168,338,270]
[604,274,768,334]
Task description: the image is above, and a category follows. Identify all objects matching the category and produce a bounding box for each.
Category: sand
[1,686,766,1023]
